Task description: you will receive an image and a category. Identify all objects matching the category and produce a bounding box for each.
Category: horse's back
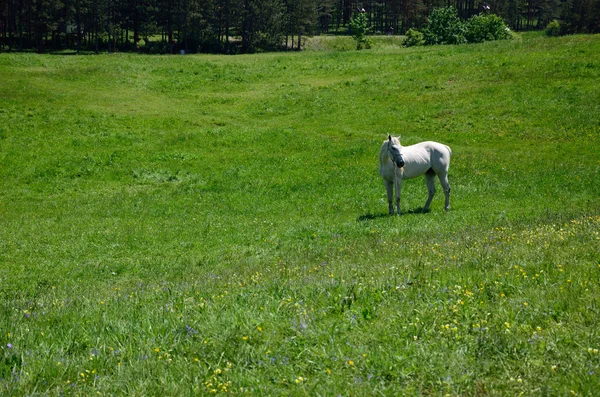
[414,141,450,153]
[417,141,450,157]
[405,141,450,157]
[405,141,451,173]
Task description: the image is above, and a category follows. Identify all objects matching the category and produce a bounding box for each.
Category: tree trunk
[133,1,140,51]
[225,0,230,54]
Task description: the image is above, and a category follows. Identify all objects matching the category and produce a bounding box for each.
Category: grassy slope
[0,33,599,395]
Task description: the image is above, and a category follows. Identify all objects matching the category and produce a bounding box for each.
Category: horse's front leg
[385,180,394,215]
[395,176,402,215]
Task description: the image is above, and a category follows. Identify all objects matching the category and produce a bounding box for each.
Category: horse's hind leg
[438,172,451,211]
[423,169,436,212]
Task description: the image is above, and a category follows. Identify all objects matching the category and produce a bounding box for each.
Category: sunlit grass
[1,33,599,395]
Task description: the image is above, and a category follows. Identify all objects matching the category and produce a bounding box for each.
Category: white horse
[379,135,452,215]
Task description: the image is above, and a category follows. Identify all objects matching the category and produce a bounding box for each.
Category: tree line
[1,0,598,54]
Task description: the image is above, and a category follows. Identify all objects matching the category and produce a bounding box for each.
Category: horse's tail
[445,145,452,157]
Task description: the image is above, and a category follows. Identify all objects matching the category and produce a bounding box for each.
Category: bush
[465,14,512,43]
[546,19,562,36]
[403,28,424,47]
[420,7,514,47]
[350,11,371,50]
[422,7,466,45]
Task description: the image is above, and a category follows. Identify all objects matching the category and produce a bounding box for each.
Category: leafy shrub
[546,19,562,36]
[422,7,467,45]
[350,11,371,50]
[465,14,512,43]
[403,28,424,47]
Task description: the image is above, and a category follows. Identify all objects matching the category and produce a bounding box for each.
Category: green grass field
[1,33,599,396]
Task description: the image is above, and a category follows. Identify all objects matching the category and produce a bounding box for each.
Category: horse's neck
[379,145,389,164]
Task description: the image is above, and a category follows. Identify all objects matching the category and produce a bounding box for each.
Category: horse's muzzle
[396,160,405,168]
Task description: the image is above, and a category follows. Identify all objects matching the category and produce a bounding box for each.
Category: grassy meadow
[1,33,599,395]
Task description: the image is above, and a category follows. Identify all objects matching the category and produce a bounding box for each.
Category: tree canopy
[1,0,598,53]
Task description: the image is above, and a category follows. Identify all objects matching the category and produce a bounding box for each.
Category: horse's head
[387,135,405,168]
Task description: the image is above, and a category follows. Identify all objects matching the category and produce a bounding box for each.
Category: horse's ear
[388,134,392,142]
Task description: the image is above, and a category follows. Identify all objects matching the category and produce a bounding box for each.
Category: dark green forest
[1,0,599,53]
